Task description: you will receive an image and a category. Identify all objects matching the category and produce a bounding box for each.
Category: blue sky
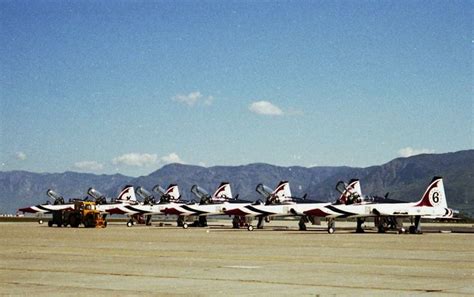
[1,1,472,177]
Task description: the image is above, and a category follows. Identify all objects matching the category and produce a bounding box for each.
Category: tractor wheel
[84,214,95,228]
[70,215,80,228]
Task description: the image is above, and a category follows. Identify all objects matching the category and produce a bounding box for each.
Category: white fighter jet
[294,177,454,234]
[18,185,137,224]
[18,189,78,223]
[161,182,252,228]
[223,181,327,231]
[109,184,183,227]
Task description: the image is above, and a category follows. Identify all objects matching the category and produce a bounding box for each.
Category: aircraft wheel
[48,221,53,227]
[328,227,335,234]
[398,228,405,234]
[232,219,240,229]
[298,221,307,231]
[38,219,43,224]
[409,225,416,234]
[247,225,254,231]
[183,223,188,229]
[126,220,133,227]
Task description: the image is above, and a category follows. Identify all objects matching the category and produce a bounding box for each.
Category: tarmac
[0,220,473,296]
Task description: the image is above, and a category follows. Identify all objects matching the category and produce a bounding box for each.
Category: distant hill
[1,150,473,216]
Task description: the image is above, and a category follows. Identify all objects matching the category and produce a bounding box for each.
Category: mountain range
[1,150,473,217]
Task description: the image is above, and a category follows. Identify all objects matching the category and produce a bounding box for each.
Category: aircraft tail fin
[273,181,292,203]
[165,184,181,201]
[415,177,448,208]
[213,182,232,199]
[117,185,137,203]
[336,179,361,204]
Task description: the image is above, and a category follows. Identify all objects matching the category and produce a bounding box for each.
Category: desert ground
[0,220,473,296]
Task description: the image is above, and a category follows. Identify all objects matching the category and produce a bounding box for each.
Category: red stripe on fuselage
[18,207,36,213]
[304,208,330,217]
[162,208,184,215]
[224,209,250,216]
[107,208,128,215]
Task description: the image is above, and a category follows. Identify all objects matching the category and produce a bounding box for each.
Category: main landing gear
[327,218,335,234]
[298,216,308,231]
[408,216,422,234]
[247,216,270,231]
[375,216,422,234]
[181,216,208,229]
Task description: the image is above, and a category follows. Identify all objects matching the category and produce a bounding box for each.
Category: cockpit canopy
[152,185,166,196]
[335,181,347,195]
[255,184,273,199]
[46,189,65,205]
[87,187,107,204]
[136,187,155,205]
[191,185,212,204]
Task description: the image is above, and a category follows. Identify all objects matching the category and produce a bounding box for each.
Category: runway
[0,221,473,296]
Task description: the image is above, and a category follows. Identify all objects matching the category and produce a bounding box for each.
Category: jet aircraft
[111,184,187,227]
[161,182,252,228]
[224,181,327,231]
[18,189,78,223]
[295,177,453,234]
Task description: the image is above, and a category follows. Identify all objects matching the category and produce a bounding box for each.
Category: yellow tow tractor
[61,201,107,228]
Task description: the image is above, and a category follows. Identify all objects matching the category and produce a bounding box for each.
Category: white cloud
[112,153,158,167]
[112,152,185,167]
[398,147,435,158]
[74,161,104,171]
[249,101,283,116]
[160,152,184,164]
[204,95,214,105]
[172,91,214,106]
[15,152,27,161]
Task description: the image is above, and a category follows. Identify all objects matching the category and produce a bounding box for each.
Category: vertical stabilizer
[213,182,233,199]
[273,181,292,203]
[337,179,361,204]
[166,184,181,201]
[117,185,137,203]
[415,177,447,208]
